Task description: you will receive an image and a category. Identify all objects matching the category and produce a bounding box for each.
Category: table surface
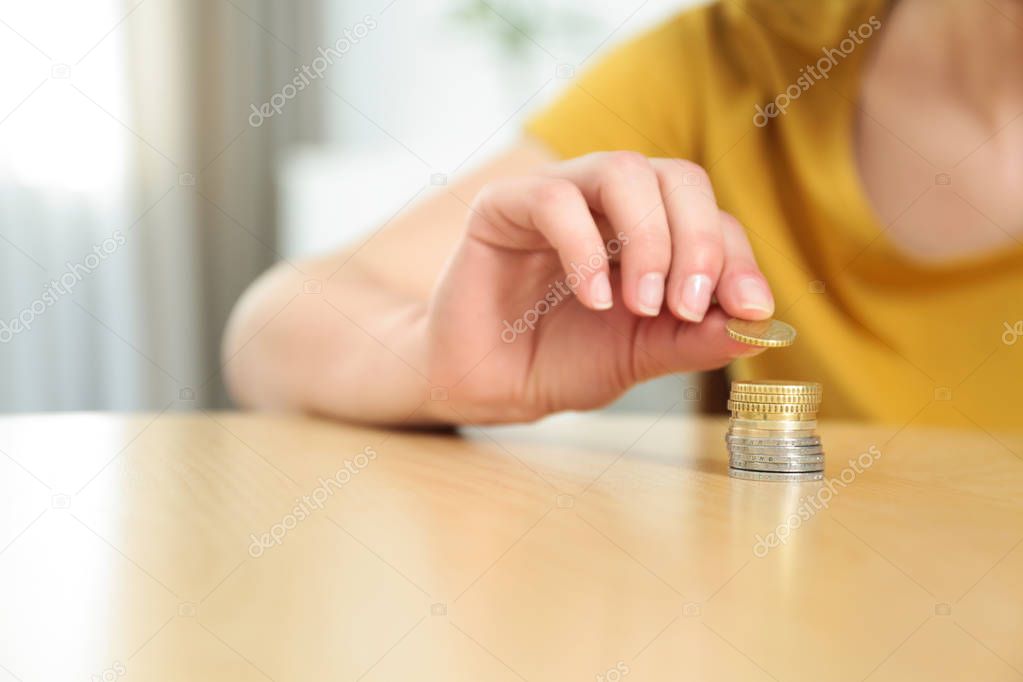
[1,412,1022,682]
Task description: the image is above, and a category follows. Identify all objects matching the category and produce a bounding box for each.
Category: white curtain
[0,0,322,411]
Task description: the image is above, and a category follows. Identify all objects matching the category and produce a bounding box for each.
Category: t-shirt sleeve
[524,11,705,162]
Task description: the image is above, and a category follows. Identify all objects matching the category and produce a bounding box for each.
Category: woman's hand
[424,151,775,423]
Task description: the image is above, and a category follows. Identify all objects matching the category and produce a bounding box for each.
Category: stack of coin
[725,380,824,481]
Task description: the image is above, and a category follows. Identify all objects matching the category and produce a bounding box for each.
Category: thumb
[627,307,767,383]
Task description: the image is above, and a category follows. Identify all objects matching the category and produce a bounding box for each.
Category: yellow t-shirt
[526,0,1023,430]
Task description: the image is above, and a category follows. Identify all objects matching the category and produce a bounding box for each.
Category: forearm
[223,260,444,426]
[223,141,557,425]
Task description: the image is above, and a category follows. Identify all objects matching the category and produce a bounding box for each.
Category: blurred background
[0,0,704,413]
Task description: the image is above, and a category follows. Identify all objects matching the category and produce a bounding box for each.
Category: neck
[918,0,1023,117]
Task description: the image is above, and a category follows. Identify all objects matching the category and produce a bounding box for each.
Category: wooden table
[0,412,1021,682]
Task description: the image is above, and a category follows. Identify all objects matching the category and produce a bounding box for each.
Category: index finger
[715,211,775,320]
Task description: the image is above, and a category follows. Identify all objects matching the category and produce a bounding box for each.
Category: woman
[223,0,1023,431]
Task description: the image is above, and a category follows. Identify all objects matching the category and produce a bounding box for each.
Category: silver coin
[727,443,825,458]
[728,453,822,470]
[729,468,825,482]
[729,458,824,473]
[726,437,823,450]
[726,450,825,465]
[729,418,819,431]
[729,451,825,465]
[725,434,822,448]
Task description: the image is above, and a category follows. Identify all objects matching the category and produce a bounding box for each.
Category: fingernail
[677,274,712,322]
[740,346,768,357]
[590,272,613,310]
[737,277,774,316]
[637,273,664,315]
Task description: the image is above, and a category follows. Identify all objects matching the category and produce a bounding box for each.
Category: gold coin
[725,318,797,348]
[728,417,822,427]
[730,392,821,405]
[729,398,820,410]
[731,413,817,424]
[728,400,818,414]
[730,380,821,395]
[729,412,818,422]
[724,429,818,439]
[728,426,819,438]
[732,411,818,421]
[731,406,819,415]
[729,397,818,409]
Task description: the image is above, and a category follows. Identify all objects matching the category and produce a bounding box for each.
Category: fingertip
[635,272,665,317]
[674,273,713,322]
[676,308,705,324]
[589,272,613,311]
[718,275,774,320]
[737,304,774,321]
[735,277,774,319]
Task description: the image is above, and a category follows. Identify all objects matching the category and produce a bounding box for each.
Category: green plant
[448,0,597,58]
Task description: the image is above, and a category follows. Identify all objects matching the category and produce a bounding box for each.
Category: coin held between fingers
[725,318,797,347]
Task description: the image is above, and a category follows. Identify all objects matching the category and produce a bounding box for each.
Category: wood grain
[0,412,1021,681]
